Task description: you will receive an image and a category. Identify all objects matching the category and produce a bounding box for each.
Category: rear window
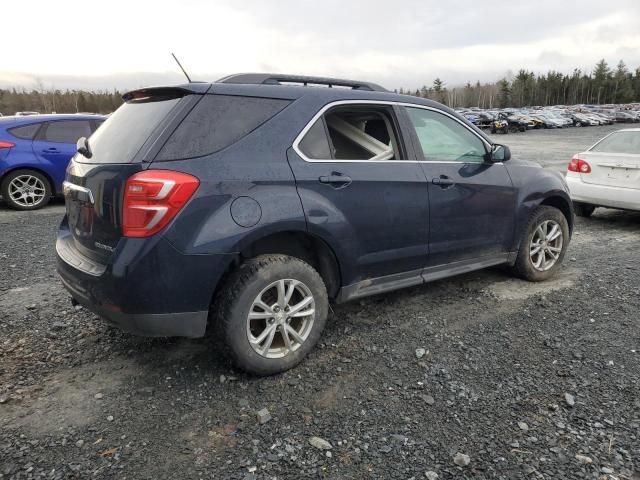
[80,96,182,164]
[591,131,640,155]
[8,123,41,140]
[43,120,92,143]
[156,95,290,161]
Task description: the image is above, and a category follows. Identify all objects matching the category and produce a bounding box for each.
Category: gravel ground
[1,126,639,479]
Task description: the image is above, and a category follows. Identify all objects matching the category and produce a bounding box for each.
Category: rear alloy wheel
[247,279,316,359]
[574,202,596,218]
[513,206,570,282]
[217,254,328,375]
[1,169,51,210]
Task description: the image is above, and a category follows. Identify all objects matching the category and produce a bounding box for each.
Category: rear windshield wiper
[77,137,92,159]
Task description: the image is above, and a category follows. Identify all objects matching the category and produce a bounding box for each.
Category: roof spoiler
[216,73,388,92]
[122,83,210,102]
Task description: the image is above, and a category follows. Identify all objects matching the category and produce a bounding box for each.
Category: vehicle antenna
[171,53,192,83]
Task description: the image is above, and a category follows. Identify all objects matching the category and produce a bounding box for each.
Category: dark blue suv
[56,74,573,375]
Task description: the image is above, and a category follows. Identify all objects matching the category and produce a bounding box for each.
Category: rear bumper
[567,174,640,211]
[60,272,208,337]
[56,222,235,338]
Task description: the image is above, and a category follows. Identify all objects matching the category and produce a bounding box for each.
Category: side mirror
[76,137,92,159]
[490,143,510,162]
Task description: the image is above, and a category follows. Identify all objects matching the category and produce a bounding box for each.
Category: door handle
[319,174,352,188]
[44,147,60,153]
[432,175,455,188]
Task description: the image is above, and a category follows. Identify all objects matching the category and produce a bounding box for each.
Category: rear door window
[42,120,92,143]
[298,119,332,159]
[156,95,290,160]
[296,105,403,161]
[8,123,41,140]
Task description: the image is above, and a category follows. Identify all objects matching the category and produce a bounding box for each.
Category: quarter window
[43,120,92,143]
[156,95,290,160]
[8,123,41,140]
[298,106,402,161]
[406,107,487,163]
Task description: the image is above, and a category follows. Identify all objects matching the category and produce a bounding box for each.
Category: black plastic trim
[336,253,515,303]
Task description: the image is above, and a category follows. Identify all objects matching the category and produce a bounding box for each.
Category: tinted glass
[43,120,92,143]
[407,107,486,163]
[8,123,41,140]
[156,95,290,160]
[81,97,181,163]
[590,131,640,155]
[299,118,331,159]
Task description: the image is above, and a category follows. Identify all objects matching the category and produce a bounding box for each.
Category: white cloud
[0,0,639,90]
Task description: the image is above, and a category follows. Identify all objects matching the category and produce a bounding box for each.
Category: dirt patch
[1,360,136,434]
[487,267,580,300]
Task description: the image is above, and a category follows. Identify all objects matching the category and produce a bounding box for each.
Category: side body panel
[506,160,574,251]
[31,135,76,192]
[420,161,517,266]
[287,148,429,286]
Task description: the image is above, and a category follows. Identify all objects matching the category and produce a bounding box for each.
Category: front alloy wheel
[529,220,563,271]
[513,205,570,282]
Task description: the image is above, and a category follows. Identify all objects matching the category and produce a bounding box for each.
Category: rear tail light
[0,141,15,149]
[568,157,591,174]
[123,170,199,237]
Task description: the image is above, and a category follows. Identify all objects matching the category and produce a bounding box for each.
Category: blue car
[57,74,573,375]
[0,114,105,209]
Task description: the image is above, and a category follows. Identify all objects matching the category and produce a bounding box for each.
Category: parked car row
[456,104,640,134]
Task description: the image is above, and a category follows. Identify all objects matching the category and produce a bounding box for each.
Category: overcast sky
[2,0,640,91]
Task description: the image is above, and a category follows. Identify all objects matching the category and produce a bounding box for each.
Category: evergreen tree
[497,79,511,108]
[432,78,446,104]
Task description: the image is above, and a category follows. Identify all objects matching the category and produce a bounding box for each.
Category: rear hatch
[579,130,640,189]
[62,86,206,264]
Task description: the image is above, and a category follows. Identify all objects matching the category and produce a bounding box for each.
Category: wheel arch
[540,194,574,234]
[236,230,342,300]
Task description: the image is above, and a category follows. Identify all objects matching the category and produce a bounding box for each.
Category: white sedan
[566,128,640,217]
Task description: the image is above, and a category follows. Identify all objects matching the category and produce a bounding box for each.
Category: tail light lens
[568,158,591,174]
[0,141,16,149]
[123,170,199,237]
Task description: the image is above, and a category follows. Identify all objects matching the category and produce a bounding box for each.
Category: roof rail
[216,73,388,92]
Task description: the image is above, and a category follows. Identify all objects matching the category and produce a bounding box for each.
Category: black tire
[490,127,496,134]
[512,206,570,282]
[1,169,51,210]
[215,254,329,376]
[574,202,596,218]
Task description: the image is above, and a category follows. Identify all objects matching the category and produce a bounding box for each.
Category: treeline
[0,88,122,115]
[396,59,640,109]
[2,59,639,115]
